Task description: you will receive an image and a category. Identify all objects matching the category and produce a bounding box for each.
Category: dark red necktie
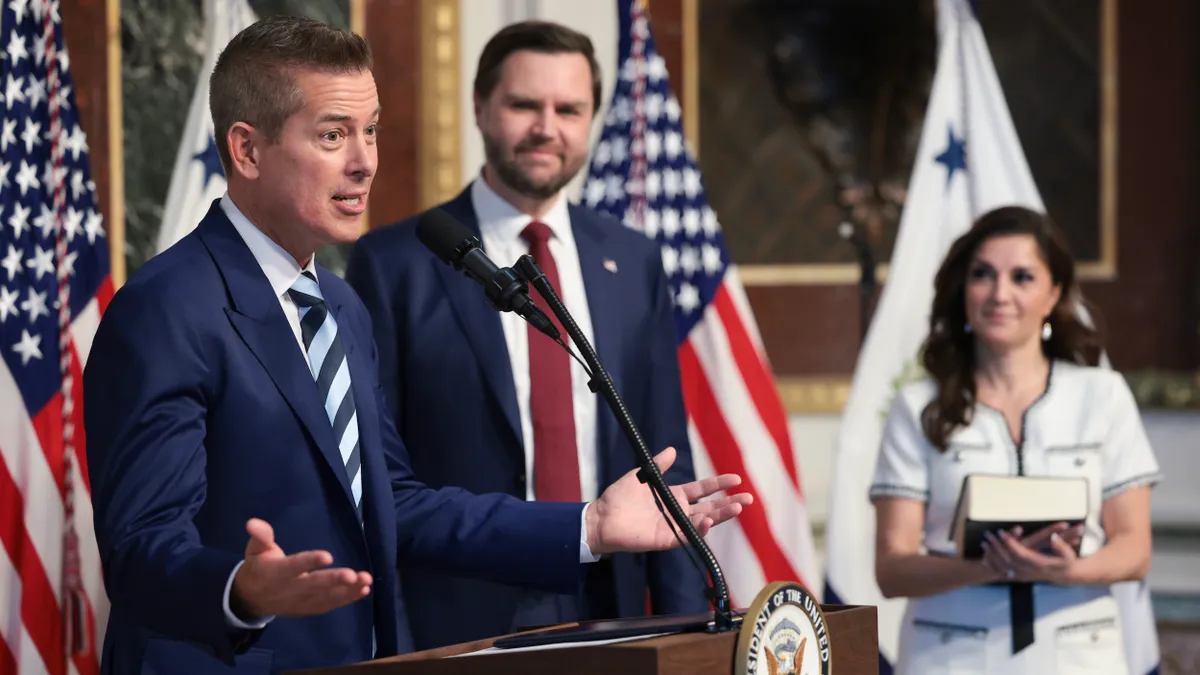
[520,221,581,502]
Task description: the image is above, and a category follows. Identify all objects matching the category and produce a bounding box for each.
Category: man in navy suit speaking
[345,21,712,650]
[83,16,749,675]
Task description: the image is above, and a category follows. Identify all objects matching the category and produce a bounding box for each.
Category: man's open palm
[586,447,752,555]
[232,518,372,620]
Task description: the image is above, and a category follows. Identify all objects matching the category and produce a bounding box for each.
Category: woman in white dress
[870,206,1162,675]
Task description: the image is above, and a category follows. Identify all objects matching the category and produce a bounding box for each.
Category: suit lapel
[571,206,624,481]
[197,204,358,513]
[435,192,524,452]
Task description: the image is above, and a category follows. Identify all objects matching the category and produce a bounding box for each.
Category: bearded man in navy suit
[345,21,712,651]
[84,16,749,675]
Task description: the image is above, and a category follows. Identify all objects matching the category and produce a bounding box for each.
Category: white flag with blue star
[156,0,257,253]
[823,1,1159,673]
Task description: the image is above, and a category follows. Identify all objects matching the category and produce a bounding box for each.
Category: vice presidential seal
[734,581,832,675]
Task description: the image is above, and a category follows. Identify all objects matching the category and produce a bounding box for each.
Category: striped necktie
[288,271,363,516]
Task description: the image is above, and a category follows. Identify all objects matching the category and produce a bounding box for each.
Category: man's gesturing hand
[586,447,752,555]
[231,518,372,620]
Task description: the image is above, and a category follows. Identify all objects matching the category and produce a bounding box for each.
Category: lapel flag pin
[603,259,618,273]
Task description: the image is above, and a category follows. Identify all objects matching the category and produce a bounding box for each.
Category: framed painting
[692,0,1118,285]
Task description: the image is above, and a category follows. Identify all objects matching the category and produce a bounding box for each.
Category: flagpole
[837,220,877,343]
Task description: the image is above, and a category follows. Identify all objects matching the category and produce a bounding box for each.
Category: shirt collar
[220,192,319,300]
[469,172,573,245]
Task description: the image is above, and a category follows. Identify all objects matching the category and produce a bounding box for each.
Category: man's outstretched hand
[585,447,752,555]
[231,518,372,621]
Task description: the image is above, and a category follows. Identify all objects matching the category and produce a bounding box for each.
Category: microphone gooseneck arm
[512,254,735,633]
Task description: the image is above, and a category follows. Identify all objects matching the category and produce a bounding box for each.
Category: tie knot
[288,270,324,307]
[521,220,554,246]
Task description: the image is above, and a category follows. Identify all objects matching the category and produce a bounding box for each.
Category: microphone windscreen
[416,208,476,264]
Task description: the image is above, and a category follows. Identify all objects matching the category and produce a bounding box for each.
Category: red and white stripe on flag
[679,273,820,606]
[1,3,114,673]
[2,287,111,675]
[580,0,820,606]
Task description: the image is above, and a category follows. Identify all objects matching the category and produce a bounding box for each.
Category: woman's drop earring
[1042,321,1052,341]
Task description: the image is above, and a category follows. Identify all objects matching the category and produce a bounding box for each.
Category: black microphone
[416,208,559,341]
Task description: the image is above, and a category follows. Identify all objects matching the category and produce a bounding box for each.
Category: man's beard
[483,133,583,200]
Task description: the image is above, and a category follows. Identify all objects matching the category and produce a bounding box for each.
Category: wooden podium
[290,604,878,675]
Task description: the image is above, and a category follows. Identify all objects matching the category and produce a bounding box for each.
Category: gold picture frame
[418,0,463,212]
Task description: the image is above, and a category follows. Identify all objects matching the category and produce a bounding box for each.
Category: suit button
[517,474,526,487]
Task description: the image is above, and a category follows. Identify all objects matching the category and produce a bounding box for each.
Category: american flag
[582,0,819,605]
[0,2,112,674]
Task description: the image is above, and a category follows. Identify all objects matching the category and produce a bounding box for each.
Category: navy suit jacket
[344,185,710,650]
[83,201,584,674]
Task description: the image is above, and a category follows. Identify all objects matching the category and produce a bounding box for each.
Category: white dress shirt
[215,193,597,633]
[471,177,600,502]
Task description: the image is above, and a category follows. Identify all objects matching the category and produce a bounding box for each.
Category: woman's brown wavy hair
[920,206,1104,451]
